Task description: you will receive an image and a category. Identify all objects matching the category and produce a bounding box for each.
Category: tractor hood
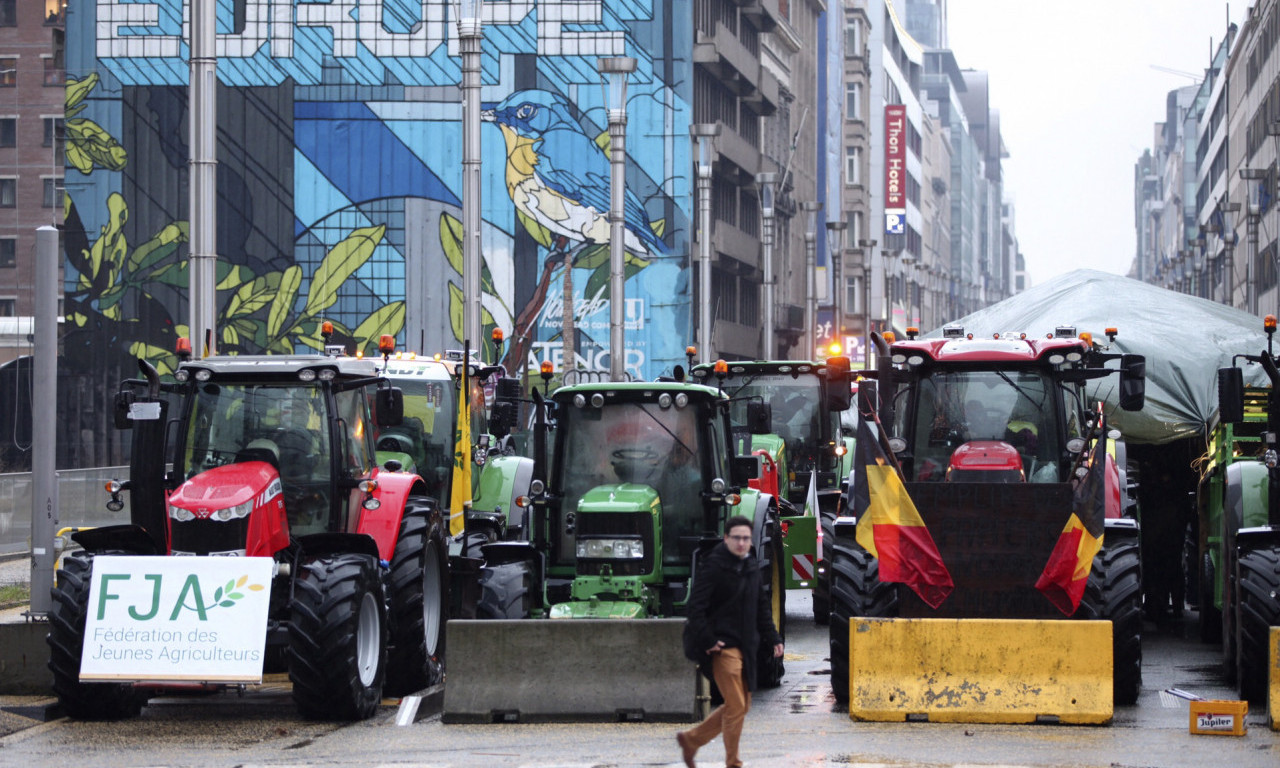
[936,269,1271,444]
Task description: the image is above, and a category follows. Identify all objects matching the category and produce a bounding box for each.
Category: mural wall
[64,0,694,389]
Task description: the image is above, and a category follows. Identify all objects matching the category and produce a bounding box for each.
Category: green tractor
[443,374,788,720]
[1203,315,1280,702]
[690,357,854,623]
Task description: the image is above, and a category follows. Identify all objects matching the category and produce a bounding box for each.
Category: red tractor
[47,348,451,720]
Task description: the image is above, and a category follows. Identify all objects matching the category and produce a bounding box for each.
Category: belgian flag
[1035,415,1107,615]
[852,415,953,609]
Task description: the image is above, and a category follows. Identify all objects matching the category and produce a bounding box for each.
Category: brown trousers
[683,648,750,768]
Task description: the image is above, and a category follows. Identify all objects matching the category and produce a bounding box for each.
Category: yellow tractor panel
[1270,627,1279,731]
[848,618,1113,725]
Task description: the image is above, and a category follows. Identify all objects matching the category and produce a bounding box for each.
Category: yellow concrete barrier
[1270,626,1279,731]
[848,617,1113,725]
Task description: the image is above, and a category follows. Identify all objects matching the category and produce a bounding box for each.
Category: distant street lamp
[801,202,822,359]
[1222,201,1241,308]
[692,124,719,363]
[856,238,877,368]
[598,56,636,381]
[756,172,778,359]
[825,220,846,353]
[460,0,484,354]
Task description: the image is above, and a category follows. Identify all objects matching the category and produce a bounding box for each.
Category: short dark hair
[725,515,752,534]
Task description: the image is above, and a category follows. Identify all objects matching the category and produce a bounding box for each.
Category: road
[0,590,1275,768]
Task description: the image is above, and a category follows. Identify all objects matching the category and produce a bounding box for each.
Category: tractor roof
[176,354,383,382]
[381,356,454,382]
[690,360,831,379]
[553,380,724,403]
[891,333,1089,365]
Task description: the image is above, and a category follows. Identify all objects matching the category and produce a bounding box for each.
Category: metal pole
[30,226,59,616]
[1248,206,1259,314]
[693,125,719,364]
[857,238,876,369]
[825,221,846,354]
[188,0,217,357]
[756,172,777,359]
[599,57,636,382]
[460,5,484,357]
[802,202,821,359]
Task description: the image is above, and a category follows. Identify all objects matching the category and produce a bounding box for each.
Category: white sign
[81,556,273,683]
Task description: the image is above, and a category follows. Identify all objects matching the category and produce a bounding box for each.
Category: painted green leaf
[517,211,554,248]
[219,600,234,608]
[573,244,609,270]
[65,73,98,114]
[353,301,406,350]
[448,283,465,345]
[650,218,665,238]
[148,261,190,289]
[594,129,610,154]
[128,222,188,275]
[304,225,386,318]
[228,592,244,600]
[226,275,276,319]
[65,118,127,175]
[97,284,125,311]
[215,263,253,290]
[440,213,463,276]
[225,579,236,593]
[88,194,128,286]
[221,324,239,348]
[213,587,224,603]
[268,266,302,338]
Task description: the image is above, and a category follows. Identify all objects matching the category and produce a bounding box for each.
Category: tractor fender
[296,531,381,562]
[70,524,161,556]
[1103,516,1141,542]
[1225,460,1269,538]
[1237,524,1280,553]
[356,469,430,560]
[470,455,535,538]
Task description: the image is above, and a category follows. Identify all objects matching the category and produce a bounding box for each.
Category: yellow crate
[1189,699,1247,736]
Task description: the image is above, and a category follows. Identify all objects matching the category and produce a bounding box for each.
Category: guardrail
[0,466,130,557]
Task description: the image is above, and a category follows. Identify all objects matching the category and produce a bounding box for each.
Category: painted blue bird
[482,89,668,259]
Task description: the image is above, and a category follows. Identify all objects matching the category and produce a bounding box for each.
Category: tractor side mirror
[746,401,772,434]
[730,455,760,485]
[375,387,404,427]
[1218,367,1245,425]
[1118,353,1146,412]
[113,391,136,430]
[824,356,853,412]
[490,400,518,437]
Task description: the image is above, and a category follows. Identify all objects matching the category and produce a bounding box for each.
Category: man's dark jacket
[683,540,782,691]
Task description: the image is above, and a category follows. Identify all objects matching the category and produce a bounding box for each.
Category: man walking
[677,515,784,768]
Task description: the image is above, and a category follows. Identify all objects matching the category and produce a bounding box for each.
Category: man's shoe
[676,730,697,768]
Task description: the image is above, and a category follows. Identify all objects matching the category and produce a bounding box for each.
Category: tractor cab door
[335,387,379,533]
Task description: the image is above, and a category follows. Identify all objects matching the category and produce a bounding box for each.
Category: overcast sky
[945,0,1245,287]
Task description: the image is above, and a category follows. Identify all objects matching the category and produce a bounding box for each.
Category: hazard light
[1266,315,1277,334]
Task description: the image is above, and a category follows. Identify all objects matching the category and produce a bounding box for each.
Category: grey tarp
[928,269,1272,445]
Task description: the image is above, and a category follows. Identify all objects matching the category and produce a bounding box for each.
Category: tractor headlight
[576,537,644,559]
[168,505,195,522]
[213,499,254,521]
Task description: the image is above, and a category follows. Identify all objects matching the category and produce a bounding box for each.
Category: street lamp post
[189,0,217,356]
[801,202,822,359]
[825,221,846,354]
[459,0,484,355]
[1222,202,1241,308]
[692,124,719,363]
[1191,236,1207,299]
[1241,167,1267,314]
[857,238,877,368]
[598,56,636,382]
[756,172,778,359]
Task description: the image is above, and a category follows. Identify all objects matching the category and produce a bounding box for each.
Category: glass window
[0,298,14,317]
[0,118,14,147]
[43,177,62,208]
[0,238,14,268]
[845,146,860,185]
[0,1,14,27]
[0,178,14,208]
[845,274,861,313]
[43,117,62,147]
[844,18,860,56]
[0,59,15,87]
[846,82,861,120]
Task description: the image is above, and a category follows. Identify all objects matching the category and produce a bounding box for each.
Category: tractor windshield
[901,369,1061,483]
[722,374,824,453]
[380,373,457,497]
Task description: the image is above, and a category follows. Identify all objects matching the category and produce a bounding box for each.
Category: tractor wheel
[385,499,449,696]
[827,541,898,704]
[476,559,537,619]
[289,553,387,720]
[812,510,837,625]
[1079,538,1143,706]
[1235,546,1280,702]
[46,552,146,720]
[756,523,787,689]
[1198,550,1222,644]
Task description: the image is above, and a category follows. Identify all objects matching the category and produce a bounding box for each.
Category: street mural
[64,0,694,387]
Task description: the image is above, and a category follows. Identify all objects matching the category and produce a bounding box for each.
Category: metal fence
[0,466,129,560]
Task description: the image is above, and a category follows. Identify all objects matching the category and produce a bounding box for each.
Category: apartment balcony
[734,0,779,32]
[714,220,761,272]
[712,124,761,185]
[741,67,779,116]
[694,23,761,98]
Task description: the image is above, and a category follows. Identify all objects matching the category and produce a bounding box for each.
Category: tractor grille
[575,511,655,577]
[169,517,250,556]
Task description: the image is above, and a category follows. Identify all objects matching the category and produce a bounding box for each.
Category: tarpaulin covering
[931,270,1272,445]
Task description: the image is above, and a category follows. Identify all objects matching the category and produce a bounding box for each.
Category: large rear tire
[812,509,837,625]
[47,552,146,720]
[289,553,387,720]
[1079,538,1143,706]
[756,525,787,689]
[476,559,537,619]
[1235,546,1280,702]
[827,541,898,704]
[385,500,449,696]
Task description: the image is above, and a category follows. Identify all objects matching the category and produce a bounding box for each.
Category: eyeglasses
[726,534,752,542]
